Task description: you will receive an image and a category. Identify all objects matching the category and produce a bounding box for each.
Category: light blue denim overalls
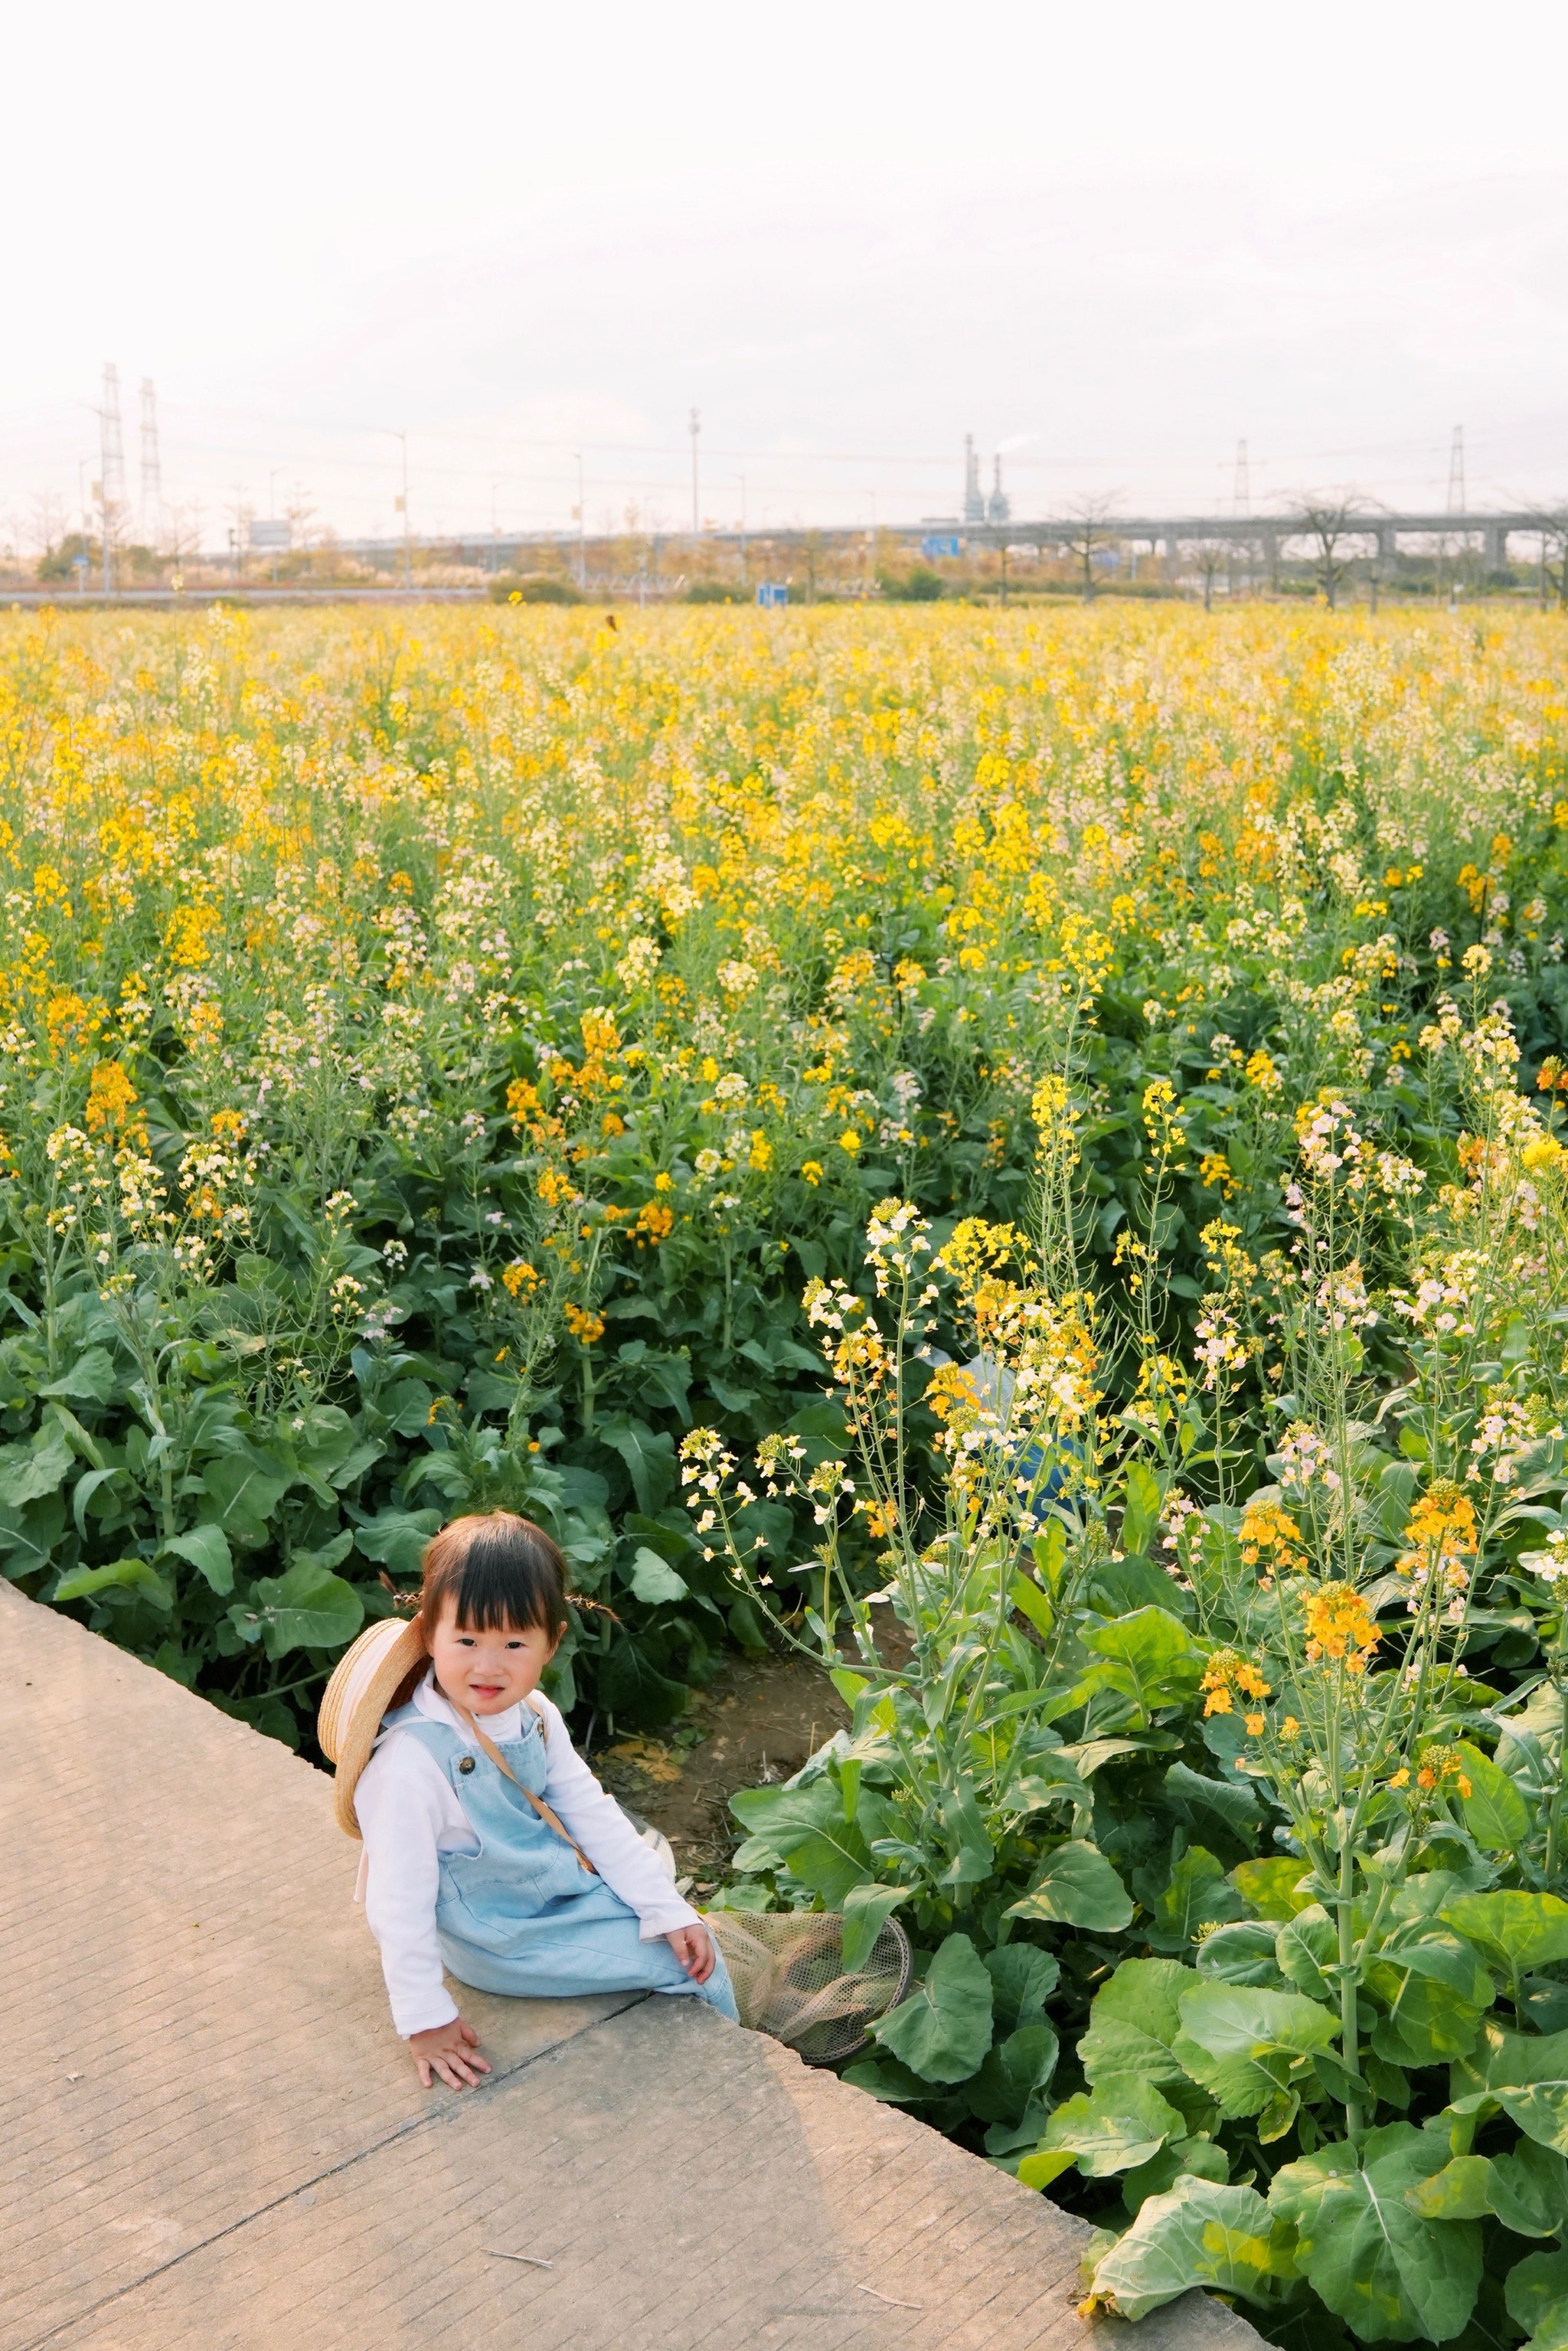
[380,1700,738,2020]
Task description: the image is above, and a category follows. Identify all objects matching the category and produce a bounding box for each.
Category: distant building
[987,456,1011,527]
[963,435,985,525]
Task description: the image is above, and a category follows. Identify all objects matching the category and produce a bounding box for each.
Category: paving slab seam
[14,1993,648,2351]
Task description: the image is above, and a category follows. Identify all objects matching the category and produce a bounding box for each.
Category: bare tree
[1525,506,1568,610]
[1295,497,1361,609]
[1060,495,1122,602]
[1191,540,1231,612]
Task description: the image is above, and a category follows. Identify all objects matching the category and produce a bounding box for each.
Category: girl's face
[428,1600,562,1716]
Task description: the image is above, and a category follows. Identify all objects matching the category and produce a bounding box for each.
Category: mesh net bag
[704,1908,912,2065]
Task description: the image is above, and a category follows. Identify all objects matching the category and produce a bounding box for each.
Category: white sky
[5,0,1568,547]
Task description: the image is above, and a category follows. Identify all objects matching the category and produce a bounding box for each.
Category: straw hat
[318,1615,427,1837]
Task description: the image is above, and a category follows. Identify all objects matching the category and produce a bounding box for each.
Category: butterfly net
[704,1909,912,2065]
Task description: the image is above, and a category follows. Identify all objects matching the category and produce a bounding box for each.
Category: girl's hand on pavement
[665,1922,717,1984]
[410,2015,491,2090]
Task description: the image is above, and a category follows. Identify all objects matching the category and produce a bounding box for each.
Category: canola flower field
[5,601,1568,2344]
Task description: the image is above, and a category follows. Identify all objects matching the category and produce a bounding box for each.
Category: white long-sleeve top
[354,1670,698,2036]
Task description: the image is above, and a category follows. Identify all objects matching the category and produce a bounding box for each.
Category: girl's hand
[665,1922,717,1984]
[410,2015,491,2091]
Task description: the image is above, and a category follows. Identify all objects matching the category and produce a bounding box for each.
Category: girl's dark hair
[416,1511,570,1645]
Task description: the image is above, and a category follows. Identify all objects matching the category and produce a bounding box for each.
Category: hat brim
[317,1615,427,1838]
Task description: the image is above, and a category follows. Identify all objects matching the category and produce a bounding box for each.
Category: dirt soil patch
[591,1649,848,1895]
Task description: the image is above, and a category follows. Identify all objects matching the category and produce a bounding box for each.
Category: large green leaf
[161,1523,235,1596]
[1080,1958,1194,2091]
[1368,1970,1487,2067]
[236,1562,364,1660]
[1144,1844,1243,1952]
[0,1423,74,1509]
[840,1882,906,1971]
[1195,1920,1290,1988]
[1163,1762,1257,1843]
[1489,2140,1568,2238]
[1455,1742,1531,1852]
[627,1546,689,1604]
[1451,2025,1568,2155]
[1506,2250,1568,2349]
[1089,2177,1296,2322]
[1269,2124,1482,2343]
[1004,1839,1132,1931]
[1403,2153,1495,2219]
[1232,1856,1315,1919]
[1037,2078,1184,2178]
[1173,1980,1338,2122]
[39,1346,117,1403]
[53,1556,172,1610]
[1082,1607,1202,1722]
[872,1931,994,2085]
[983,1943,1060,2033]
[202,1449,290,1541]
[1443,1894,1568,1975]
[351,1506,443,1576]
[965,2023,1060,2125]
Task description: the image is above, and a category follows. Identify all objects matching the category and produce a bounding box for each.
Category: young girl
[324,1510,737,2088]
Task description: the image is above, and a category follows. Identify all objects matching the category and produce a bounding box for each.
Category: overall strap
[446,1696,596,1876]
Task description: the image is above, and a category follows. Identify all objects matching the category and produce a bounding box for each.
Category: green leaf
[161,1523,234,1595]
[965,2022,1060,2125]
[984,1943,1060,2033]
[1163,1761,1257,1843]
[1120,2134,1230,2217]
[628,1546,689,1604]
[1232,1856,1315,1919]
[1119,1458,1162,1557]
[1455,1741,1531,1851]
[52,1556,172,1610]
[202,1450,290,1540]
[1452,2025,1568,2155]
[351,1507,443,1576]
[0,1423,74,1508]
[1276,1908,1337,1999]
[39,1346,117,1402]
[1489,2140,1568,2238]
[840,1882,906,1971]
[839,2054,930,2106]
[239,1562,364,1660]
[1404,2153,1495,2219]
[596,1415,677,1514]
[1195,1920,1289,1989]
[1083,1606,1202,1722]
[872,1931,994,2085]
[1444,1893,1568,1975]
[1144,1844,1243,1953]
[1269,2124,1482,2343]
[938,1777,995,1888]
[1368,1971,1486,2068]
[1004,1839,1132,1932]
[1040,2078,1184,2177]
[1507,2250,1568,2346]
[1080,1958,1195,2091]
[1173,1980,1338,2122]
[1089,2177,1296,2322]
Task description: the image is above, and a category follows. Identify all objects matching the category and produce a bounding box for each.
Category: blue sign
[756,582,789,607]
[922,535,961,560]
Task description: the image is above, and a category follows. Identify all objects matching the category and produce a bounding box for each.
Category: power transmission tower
[1233,439,1250,518]
[99,362,126,592]
[689,408,701,543]
[139,379,162,550]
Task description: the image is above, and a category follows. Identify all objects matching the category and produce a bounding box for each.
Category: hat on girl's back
[318,1615,426,1838]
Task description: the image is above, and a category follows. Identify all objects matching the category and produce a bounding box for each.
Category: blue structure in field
[756,582,789,607]
[922,535,961,560]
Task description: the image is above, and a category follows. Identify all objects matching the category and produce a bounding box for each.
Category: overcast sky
[5,0,1567,547]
